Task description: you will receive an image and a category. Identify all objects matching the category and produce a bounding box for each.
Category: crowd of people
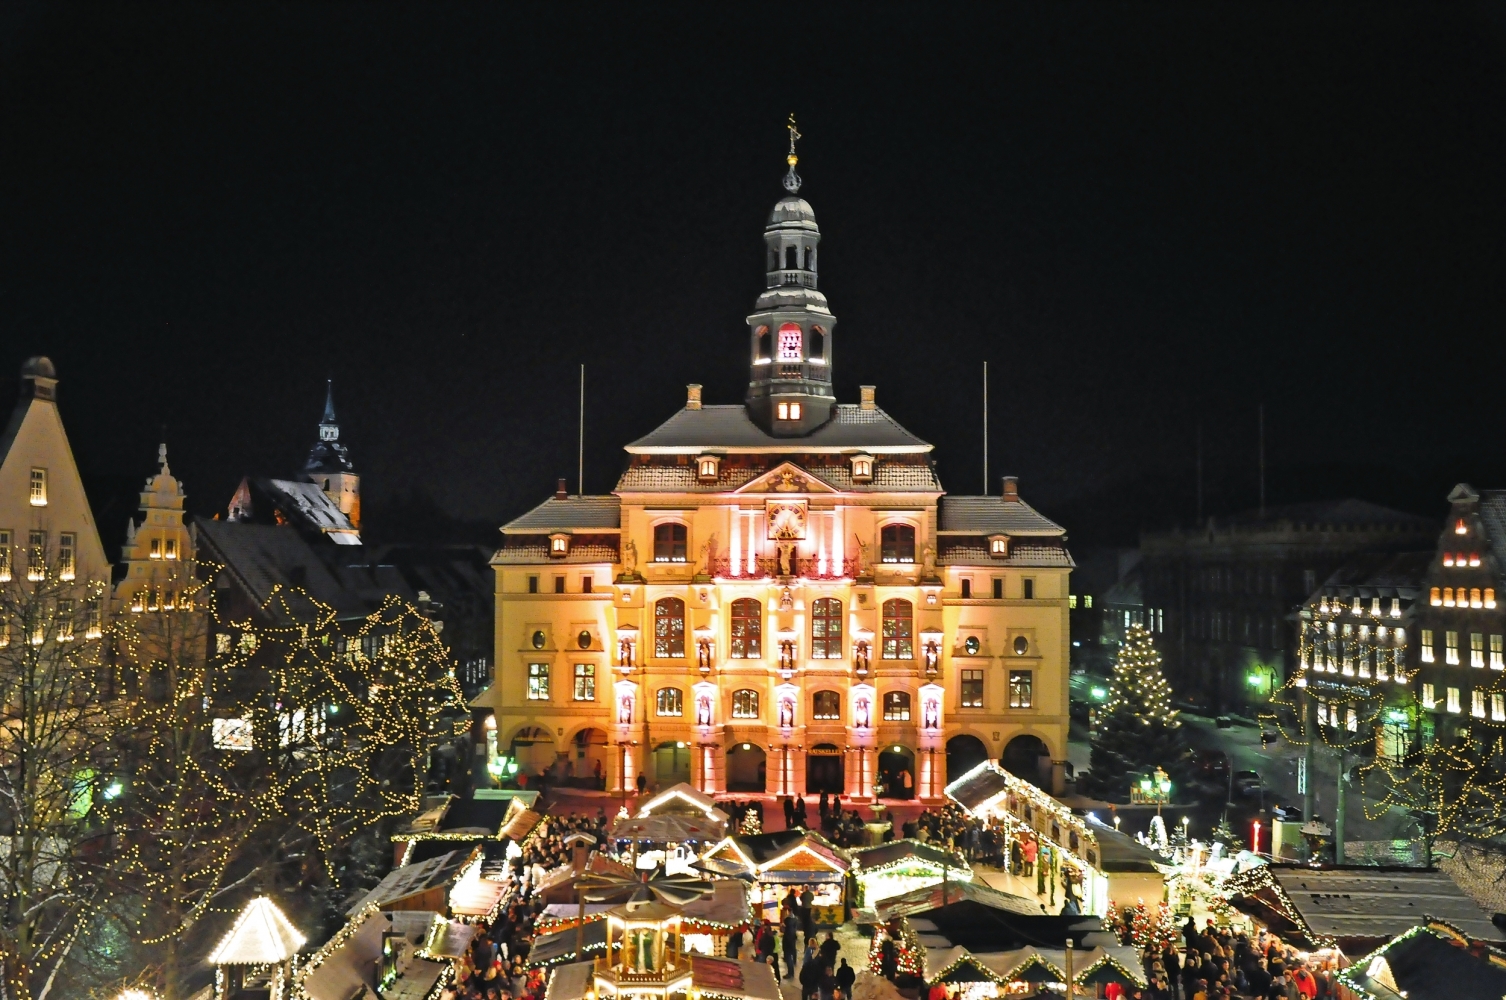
[723,885,859,1000]
[1130,920,1340,1000]
[441,811,609,1000]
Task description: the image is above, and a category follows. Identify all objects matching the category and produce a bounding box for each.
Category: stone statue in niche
[779,696,796,729]
[698,533,717,577]
[854,535,869,575]
[922,544,937,577]
[778,586,794,612]
[696,693,712,726]
[618,692,634,725]
[777,541,796,577]
[622,539,638,576]
[923,696,939,731]
[854,694,871,729]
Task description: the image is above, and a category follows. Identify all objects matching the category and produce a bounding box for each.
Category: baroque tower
[745,121,836,436]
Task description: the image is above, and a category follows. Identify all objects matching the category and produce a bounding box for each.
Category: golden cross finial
[787,113,801,167]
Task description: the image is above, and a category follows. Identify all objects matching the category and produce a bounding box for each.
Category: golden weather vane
[784,114,803,193]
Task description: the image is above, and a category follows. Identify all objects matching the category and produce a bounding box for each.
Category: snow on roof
[208,896,306,965]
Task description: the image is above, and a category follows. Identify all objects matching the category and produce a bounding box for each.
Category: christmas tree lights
[1081,626,1189,800]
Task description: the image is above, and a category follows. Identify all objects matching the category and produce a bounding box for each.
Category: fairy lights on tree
[1082,625,1188,799]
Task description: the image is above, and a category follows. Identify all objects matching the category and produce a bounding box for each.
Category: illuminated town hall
[477,147,1074,802]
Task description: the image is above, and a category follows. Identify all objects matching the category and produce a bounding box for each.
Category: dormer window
[851,454,873,482]
[696,455,721,482]
[549,533,570,558]
[989,535,1009,557]
[776,402,802,421]
[1457,519,1468,535]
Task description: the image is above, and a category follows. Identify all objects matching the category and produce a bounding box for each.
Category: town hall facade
[477,157,1074,802]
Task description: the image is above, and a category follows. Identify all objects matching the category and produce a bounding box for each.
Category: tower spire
[321,379,338,429]
[784,114,802,193]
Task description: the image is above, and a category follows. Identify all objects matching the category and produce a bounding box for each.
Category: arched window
[730,598,762,658]
[880,524,915,563]
[882,598,913,659]
[656,687,683,717]
[809,327,825,360]
[653,523,687,563]
[804,246,814,270]
[811,598,842,659]
[883,691,911,722]
[732,689,760,719]
[655,597,685,657]
[785,245,798,270]
[777,323,802,361]
[812,690,841,721]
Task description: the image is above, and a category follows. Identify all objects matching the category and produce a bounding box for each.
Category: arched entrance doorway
[652,741,692,788]
[572,728,609,789]
[509,726,557,779]
[945,734,990,784]
[1001,735,1050,788]
[877,745,916,799]
[726,742,767,792]
[806,743,844,794]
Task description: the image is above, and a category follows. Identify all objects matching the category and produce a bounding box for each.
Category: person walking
[836,958,856,997]
[782,909,800,979]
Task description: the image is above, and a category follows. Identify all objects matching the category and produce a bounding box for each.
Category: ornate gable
[730,460,838,496]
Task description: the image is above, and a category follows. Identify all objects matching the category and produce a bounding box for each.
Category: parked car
[1233,770,1264,797]
[1198,750,1230,781]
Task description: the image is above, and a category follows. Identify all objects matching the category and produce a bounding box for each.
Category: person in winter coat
[836,958,856,996]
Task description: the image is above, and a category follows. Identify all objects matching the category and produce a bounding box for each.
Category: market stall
[851,839,972,908]
[699,829,851,925]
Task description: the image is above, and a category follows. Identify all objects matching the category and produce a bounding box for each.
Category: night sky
[4,4,1506,548]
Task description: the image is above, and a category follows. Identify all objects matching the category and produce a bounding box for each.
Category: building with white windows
[474,156,1075,802]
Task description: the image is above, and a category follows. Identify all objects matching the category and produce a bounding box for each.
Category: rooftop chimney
[556,478,569,500]
[1002,476,1019,502]
[859,385,876,411]
[686,384,702,410]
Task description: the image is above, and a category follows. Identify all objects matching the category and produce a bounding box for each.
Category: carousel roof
[208,896,306,965]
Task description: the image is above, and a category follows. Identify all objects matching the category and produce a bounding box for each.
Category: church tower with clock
[478,126,1076,824]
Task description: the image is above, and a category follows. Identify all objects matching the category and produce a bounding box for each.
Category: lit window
[1457,518,1469,534]
[526,663,549,700]
[881,524,916,563]
[550,534,569,557]
[29,468,46,506]
[1448,686,1462,714]
[1493,634,1503,670]
[1008,670,1034,709]
[27,531,45,581]
[697,455,720,481]
[1472,588,1484,608]
[777,323,802,360]
[1422,683,1436,709]
[812,690,841,721]
[881,598,913,659]
[883,691,912,721]
[1444,587,1456,607]
[1471,553,1482,567]
[212,717,254,752]
[1376,654,1389,681]
[1084,595,1093,609]
[1390,598,1401,618]
[810,597,842,659]
[776,401,803,420]
[1473,689,1487,718]
[573,663,595,701]
[989,535,1009,557]
[1430,587,1442,607]
[1444,553,1455,567]
[851,455,873,481]
[732,689,760,719]
[1472,632,1485,668]
[1494,693,1505,722]
[1069,594,1078,609]
[730,598,762,658]
[216,633,231,655]
[1446,630,1460,665]
[653,523,687,562]
[0,530,9,582]
[961,669,984,708]
[1370,597,1382,616]
[1346,707,1358,731]
[150,538,162,560]
[58,533,74,580]
[1489,588,1499,609]
[1421,629,1435,663]
[654,598,685,657]
[165,538,177,560]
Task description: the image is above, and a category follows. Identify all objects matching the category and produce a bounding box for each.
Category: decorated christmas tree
[1081,625,1191,800]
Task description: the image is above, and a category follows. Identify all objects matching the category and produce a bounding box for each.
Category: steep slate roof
[616,458,942,493]
[501,496,621,534]
[1208,498,1438,532]
[1478,490,1506,572]
[626,404,931,454]
[937,497,1066,536]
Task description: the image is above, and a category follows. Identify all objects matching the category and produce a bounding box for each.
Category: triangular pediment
[731,461,837,495]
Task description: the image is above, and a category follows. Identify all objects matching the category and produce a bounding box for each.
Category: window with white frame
[573,664,595,701]
[1493,634,1504,670]
[58,533,74,581]
[27,531,45,581]
[656,687,683,717]
[1447,631,1460,665]
[732,689,760,719]
[0,530,9,582]
[1421,629,1435,663]
[29,468,46,506]
[961,669,984,708]
[1423,683,1436,709]
[1472,632,1486,668]
[527,663,550,700]
[1493,693,1505,722]
[1448,686,1462,713]
[1473,689,1487,718]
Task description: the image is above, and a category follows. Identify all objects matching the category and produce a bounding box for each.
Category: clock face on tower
[766,500,808,540]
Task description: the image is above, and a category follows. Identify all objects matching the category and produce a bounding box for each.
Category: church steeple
[746,117,837,436]
[304,380,361,527]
